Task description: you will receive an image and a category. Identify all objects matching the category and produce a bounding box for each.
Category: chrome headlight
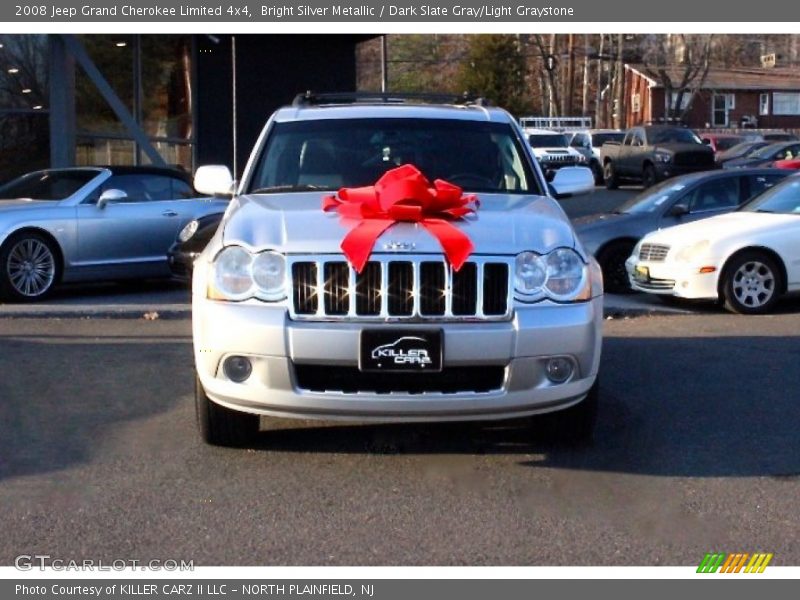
[252,251,287,301]
[178,219,199,243]
[545,248,588,300]
[515,251,547,298]
[654,151,672,164]
[515,248,590,302]
[209,246,286,302]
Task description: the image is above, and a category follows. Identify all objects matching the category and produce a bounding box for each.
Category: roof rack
[291,91,492,108]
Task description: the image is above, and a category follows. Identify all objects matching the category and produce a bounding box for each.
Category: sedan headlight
[654,151,672,163]
[178,219,199,243]
[674,240,710,262]
[515,248,590,302]
[209,246,286,302]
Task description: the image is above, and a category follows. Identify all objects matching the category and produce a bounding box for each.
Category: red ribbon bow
[322,164,479,273]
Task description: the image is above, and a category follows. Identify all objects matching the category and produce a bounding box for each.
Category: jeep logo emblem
[382,241,415,252]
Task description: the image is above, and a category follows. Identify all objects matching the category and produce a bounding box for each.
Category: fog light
[545,357,574,384]
[223,355,252,382]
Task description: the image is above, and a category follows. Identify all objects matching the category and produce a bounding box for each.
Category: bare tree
[642,34,714,122]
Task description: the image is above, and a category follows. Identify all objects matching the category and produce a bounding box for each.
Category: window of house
[712,94,736,127]
[759,93,770,116]
[631,93,641,113]
[772,93,800,115]
[668,91,692,111]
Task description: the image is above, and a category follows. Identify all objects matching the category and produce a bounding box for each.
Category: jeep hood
[222,192,576,256]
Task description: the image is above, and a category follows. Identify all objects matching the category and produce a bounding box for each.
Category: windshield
[646,127,702,145]
[0,170,98,200]
[528,133,570,148]
[742,178,800,214]
[591,132,624,146]
[714,137,744,151]
[617,179,688,214]
[722,141,767,159]
[750,143,787,158]
[248,118,541,195]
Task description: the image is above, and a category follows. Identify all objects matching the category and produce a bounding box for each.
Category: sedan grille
[639,243,670,262]
[289,255,512,321]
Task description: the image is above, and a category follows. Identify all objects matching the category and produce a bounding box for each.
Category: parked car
[168,212,225,280]
[601,125,716,189]
[723,141,800,169]
[700,133,745,156]
[0,166,228,302]
[715,140,771,165]
[189,92,600,447]
[773,158,800,170]
[524,128,586,175]
[574,169,789,293]
[626,174,800,314]
[759,132,799,142]
[569,129,625,184]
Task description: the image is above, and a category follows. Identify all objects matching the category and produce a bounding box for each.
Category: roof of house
[626,64,800,91]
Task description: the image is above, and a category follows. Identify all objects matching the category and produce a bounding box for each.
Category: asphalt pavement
[0,314,798,565]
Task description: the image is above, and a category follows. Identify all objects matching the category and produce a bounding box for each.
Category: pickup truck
[600,125,715,189]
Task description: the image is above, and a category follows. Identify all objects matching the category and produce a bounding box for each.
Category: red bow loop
[321,165,478,272]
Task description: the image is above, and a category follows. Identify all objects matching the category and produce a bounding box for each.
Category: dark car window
[592,132,624,147]
[750,143,790,159]
[88,174,195,203]
[714,137,744,151]
[249,118,541,195]
[570,133,589,148]
[529,133,570,148]
[0,170,98,200]
[685,177,740,213]
[743,178,800,214]
[617,179,689,214]
[646,127,703,145]
[746,173,787,198]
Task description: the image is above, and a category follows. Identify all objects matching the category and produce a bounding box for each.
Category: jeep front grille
[288,255,512,321]
[639,243,670,262]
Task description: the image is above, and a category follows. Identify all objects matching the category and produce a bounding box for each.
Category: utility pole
[380,35,388,92]
[581,34,590,117]
[549,33,557,117]
[596,34,604,127]
[565,33,576,116]
[614,33,625,129]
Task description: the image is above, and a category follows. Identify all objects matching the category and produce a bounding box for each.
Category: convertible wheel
[0,232,60,302]
[597,241,635,294]
[195,375,260,447]
[722,251,782,315]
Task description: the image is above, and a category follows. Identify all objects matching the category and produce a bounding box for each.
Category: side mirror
[194,165,234,197]
[550,166,595,198]
[97,188,127,209]
[668,203,690,217]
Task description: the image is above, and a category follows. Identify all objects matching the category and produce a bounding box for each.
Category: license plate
[359,329,443,373]
[634,265,650,283]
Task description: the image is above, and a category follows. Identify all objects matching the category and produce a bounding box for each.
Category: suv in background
[189,92,601,447]
[524,128,587,175]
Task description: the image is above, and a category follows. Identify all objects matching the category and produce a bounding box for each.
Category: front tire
[0,231,61,302]
[604,162,619,190]
[642,164,657,188]
[195,376,260,446]
[597,240,636,294]
[721,251,782,315]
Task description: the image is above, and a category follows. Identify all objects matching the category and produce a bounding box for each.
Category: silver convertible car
[0,166,229,301]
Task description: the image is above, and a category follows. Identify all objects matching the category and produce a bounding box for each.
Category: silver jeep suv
[191,93,602,447]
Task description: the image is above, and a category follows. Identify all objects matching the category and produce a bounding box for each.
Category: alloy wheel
[731,260,775,308]
[6,238,56,298]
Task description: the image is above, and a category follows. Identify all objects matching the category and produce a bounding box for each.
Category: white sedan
[626,176,800,314]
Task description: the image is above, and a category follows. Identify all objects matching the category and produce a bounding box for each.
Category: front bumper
[654,162,717,180]
[193,296,603,423]
[626,255,720,299]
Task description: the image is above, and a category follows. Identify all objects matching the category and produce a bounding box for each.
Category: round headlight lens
[213,246,253,299]
[178,219,199,243]
[515,251,547,296]
[545,248,586,298]
[252,251,287,300]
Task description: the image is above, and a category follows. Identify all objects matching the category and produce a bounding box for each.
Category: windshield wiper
[249,184,332,194]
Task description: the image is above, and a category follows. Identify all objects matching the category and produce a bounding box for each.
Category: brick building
[623,64,800,130]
